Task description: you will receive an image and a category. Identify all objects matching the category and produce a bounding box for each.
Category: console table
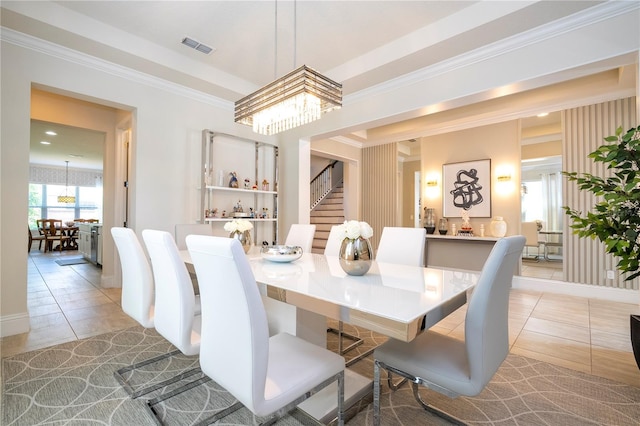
[424,234,504,271]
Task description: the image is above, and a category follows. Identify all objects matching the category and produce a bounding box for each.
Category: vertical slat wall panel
[563,97,638,289]
[362,143,398,250]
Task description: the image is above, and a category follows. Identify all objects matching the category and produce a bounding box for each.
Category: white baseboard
[512,276,640,304]
[0,313,30,337]
[98,273,118,288]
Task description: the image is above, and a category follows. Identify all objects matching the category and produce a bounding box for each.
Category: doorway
[30,87,132,287]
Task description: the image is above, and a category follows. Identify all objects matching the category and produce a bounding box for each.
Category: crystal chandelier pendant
[235,65,341,135]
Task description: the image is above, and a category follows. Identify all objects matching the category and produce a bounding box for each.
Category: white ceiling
[1,1,604,101]
[2,1,628,167]
[30,120,105,170]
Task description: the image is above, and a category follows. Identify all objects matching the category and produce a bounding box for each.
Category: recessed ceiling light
[537,112,549,117]
[40,141,51,145]
[45,130,57,136]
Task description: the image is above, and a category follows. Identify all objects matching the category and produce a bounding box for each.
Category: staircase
[311,183,344,253]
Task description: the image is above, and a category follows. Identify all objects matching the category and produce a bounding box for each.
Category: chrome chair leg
[115,349,203,399]
[411,382,466,425]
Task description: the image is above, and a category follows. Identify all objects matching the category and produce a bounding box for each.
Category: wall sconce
[495,165,515,194]
[424,173,440,199]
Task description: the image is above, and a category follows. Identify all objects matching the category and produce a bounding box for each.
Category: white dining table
[180,249,480,423]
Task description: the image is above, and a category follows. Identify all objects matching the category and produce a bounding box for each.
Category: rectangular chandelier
[235,65,342,135]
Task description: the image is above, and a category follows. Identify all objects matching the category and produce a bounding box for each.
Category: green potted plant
[563,125,640,370]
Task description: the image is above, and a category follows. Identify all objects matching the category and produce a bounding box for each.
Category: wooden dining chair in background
[38,219,70,252]
[28,225,46,252]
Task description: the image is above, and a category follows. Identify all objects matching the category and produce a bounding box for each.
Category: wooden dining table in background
[57,226,79,250]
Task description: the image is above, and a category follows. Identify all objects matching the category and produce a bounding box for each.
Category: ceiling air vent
[181,37,214,55]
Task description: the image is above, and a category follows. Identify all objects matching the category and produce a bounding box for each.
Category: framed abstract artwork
[442,159,491,218]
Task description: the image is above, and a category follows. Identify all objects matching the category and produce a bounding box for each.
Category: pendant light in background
[57,160,76,203]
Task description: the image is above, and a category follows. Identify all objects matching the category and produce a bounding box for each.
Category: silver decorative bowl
[65,221,76,227]
[260,245,303,263]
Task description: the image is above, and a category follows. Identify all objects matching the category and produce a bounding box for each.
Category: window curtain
[540,171,563,231]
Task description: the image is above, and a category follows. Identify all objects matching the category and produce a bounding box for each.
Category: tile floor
[521,257,564,280]
[2,250,639,388]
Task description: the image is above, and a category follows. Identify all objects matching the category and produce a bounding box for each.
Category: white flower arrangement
[336,220,374,240]
[224,219,253,233]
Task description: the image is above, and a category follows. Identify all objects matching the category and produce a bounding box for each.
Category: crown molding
[329,136,363,148]
[0,27,233,111]
[345,1,639,105]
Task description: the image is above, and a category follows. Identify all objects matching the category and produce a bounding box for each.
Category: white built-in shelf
[205,185,277,195]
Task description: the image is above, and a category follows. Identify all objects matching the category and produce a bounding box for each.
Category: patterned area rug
[2,325,639,425]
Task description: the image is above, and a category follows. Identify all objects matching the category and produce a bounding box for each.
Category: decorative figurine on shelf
[252,181,258,190]
[244,178,251,189]
[262,179,269,191]
[249,207,254,218]
[458,210,474,236]
[205,209,210,218]
[261,207,269,219]
[228,172,239,188]
[221,210,227,218]
[233,200,243,213]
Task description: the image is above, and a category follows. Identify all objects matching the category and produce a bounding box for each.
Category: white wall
[2,5,639,336]
[0,39,274,336]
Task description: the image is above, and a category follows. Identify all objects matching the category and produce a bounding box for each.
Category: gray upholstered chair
[376,226,426,267]
[186,235,345,425]
[284,223,316,253]
[373,235,525,425]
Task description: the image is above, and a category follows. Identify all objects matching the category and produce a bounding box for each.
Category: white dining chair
[112,226,168,398]
[324,224,365,360]
[141,229,207,405]
[372,236,526,425]
[284,223,316,253]
[376,226,426,267]
[521,221,540,261]
[186,235,345,425]
[111,227,155,328]
[329,226,427,367]
[174,223,213,250]
[324,225,344,256]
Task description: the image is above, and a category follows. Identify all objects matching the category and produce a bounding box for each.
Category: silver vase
[229,230,252,254]
[339,237,373,276]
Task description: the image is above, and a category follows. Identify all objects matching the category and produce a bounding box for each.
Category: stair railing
[310,161,339,210]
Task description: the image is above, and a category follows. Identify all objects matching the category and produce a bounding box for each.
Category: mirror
[399,139,421,227]
[520,112,563,280]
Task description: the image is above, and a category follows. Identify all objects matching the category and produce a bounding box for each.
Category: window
[28,183,102,227]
